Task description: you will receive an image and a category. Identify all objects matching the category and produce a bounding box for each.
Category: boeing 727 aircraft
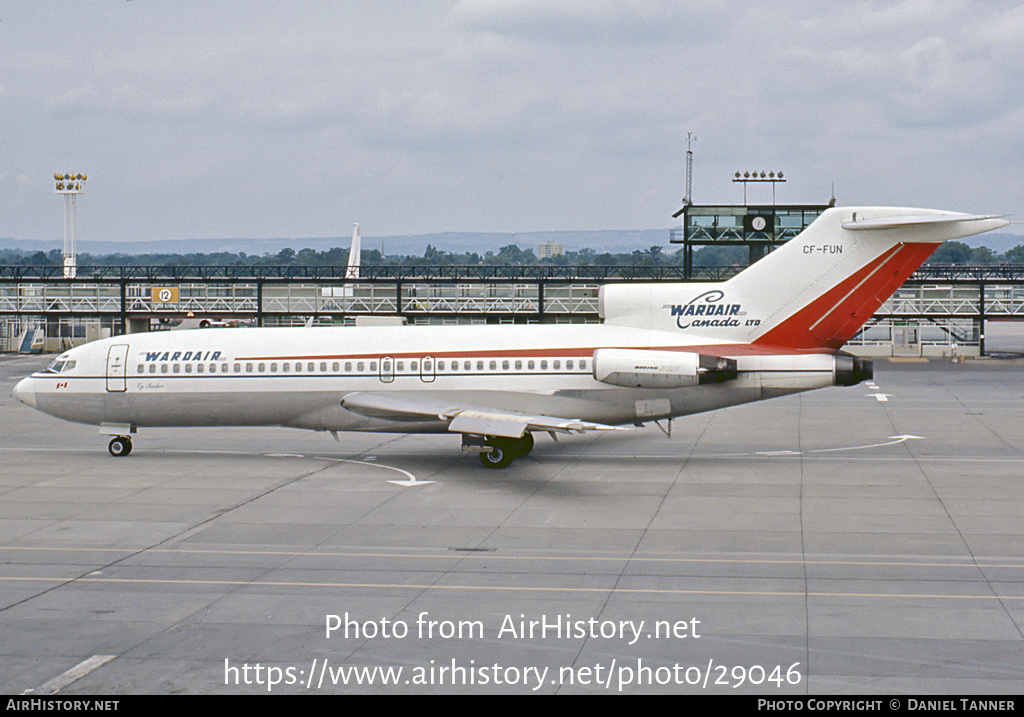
[12,206,1007,467]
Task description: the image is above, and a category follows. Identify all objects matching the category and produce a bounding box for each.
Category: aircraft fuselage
[13,322,841,434]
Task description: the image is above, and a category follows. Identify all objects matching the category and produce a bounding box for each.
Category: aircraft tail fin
[739,208,1007,350]
[346,223,361,280]
[600,207,1008,351]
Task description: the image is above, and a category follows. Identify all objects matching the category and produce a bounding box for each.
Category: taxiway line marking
[1,545,1022,569]
[1,575,1021,602]
[23,654,116,695]
[3,544,1024,569]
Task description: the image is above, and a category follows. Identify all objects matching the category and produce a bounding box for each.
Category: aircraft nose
[13,377,37,409]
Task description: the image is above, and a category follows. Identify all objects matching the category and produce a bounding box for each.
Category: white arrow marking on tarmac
[315,457,435,487]
[805,435,924,454]
[755,436,922,457]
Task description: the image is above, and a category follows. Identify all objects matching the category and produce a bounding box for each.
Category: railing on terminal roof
[0,264,733,282]
[3,263,1024,283]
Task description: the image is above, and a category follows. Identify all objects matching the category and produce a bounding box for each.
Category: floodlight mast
[683,132,696,207]
[733,170,785,205]
[54,173,87,279]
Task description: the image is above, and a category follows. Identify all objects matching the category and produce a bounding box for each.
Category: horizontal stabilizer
[842,213,1006,230]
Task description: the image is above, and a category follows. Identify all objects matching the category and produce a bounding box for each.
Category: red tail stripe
[753,242,940,350]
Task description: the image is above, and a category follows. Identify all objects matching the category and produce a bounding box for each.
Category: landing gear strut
[108,436,133,457]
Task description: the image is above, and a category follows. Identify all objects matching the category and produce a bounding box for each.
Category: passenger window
[345,362,352,372]
[308,362,315,372]
[197,364,204,373]
[553,360,560,370]
[464,361,471,371]
[566,360,573,370]
[540,360,548,370]
[357,362,364,371]
[246,363,254,373]
[580,360,587,370]
[515,360,522,370]
[370,361,377,371]
[283,362,289,372]
[173,364,180,373]
[528,360,535,370]
[397,361,404,372]
[149,364,157,374]
[295,362,302,372]
[258,363,266,372]
[489,360,497,370]
[332,362,339,372]
[161,364,168,374]
[476,361,484,371]
[234,363,241,373]
[502,360,509,370]
[320,362,327,372]
[270,363,277,372]
[411,361,418,371]
[138,364,145,373]
[222,364,229,373]
[438,361,445,371]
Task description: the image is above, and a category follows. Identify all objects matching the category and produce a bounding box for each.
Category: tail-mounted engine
[833,352,873,386]
[592,349,737,389]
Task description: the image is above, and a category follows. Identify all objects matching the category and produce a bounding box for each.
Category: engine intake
[592,349,737,389]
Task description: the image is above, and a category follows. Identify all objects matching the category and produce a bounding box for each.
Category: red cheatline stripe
[753,242,940,351]
[236,342,832,363]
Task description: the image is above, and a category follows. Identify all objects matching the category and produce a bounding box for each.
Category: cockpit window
[43,359,76,374]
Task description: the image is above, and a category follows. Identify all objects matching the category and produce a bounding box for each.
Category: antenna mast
[684,132,696,206]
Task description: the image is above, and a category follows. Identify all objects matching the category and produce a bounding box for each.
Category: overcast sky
[2,1,1023,245]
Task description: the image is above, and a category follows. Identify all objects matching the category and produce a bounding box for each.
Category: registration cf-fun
[13,207,1007,468]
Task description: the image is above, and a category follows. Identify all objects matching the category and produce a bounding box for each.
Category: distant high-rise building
[538,241,564,259]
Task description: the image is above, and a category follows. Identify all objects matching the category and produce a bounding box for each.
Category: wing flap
[341,392,627,437]
[340,392,455,421]
[448,411,529,438]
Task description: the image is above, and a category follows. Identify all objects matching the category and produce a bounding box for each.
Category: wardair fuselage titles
[666,290,757,330]
[141,350,223,363]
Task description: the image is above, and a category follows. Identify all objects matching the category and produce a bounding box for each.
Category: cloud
[1,1,1023,242]
[452,0,727,44]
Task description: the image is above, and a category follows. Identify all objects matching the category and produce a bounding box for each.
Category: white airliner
[12,207,1007,468]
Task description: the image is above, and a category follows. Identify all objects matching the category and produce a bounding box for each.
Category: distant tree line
[2,240,1023,268]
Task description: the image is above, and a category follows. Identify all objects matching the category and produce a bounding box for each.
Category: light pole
[54,173,87,278]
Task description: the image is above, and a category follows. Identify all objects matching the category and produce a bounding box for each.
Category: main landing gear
[108,435,133,457]
[475,432,535,469]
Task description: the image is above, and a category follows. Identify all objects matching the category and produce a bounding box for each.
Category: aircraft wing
[340,391,628,438]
